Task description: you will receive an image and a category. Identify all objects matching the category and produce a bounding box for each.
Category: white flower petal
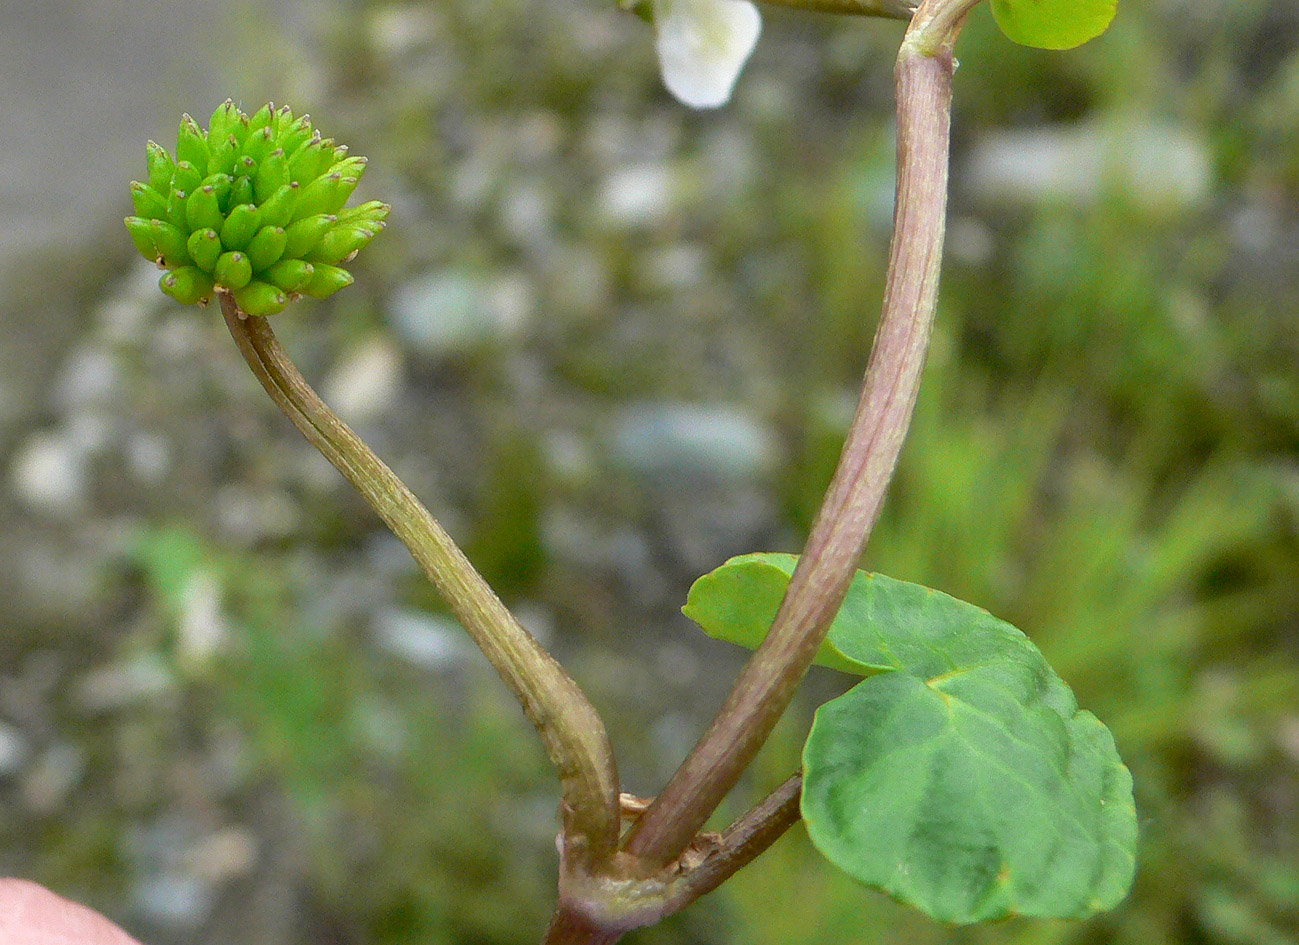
[654,0,762,109]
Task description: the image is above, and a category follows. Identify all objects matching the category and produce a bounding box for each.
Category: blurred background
[1,0,1297,942]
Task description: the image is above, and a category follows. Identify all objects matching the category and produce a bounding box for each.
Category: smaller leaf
[989,0,1117,50]
[683,553,874,674]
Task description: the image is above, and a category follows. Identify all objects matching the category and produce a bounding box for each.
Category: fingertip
[0,878,143,945]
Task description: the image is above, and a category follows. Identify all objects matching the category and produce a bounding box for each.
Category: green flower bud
[160,266,213,305]
[164,190,189,231]
[287,136,330,183]
[279,115,315,156]
[301,263,354,299]
[220,203,261,250]
[171,160,203,196]
[208,100,242,146]
[246,225,288,271]
[186,184,224,233]
[242,126,276,166]
[306,221,382,266]
[149,219,190,266]
[130,181,168,219]
[337,199,391,226]
[246,103,274,135]
[258,182,300,228]
[230,172,256,208]
[146,141,175,193]
[332,155,368,183]
[125,216,159,258]
[126,102,386,312]
[291,173,346,222]
[234,281,289,317]
[187,228,222,272]
[253,148,290,204]
[208,133,241,177]
[262,258,315,293]
[176,114,210,171]
[214,250,253,290]
[283,213,336,259]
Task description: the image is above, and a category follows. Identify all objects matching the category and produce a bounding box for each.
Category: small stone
[368,4,436,58]
[20,743,85,813]
[54,346,122,411]
[214,483,300,543]
[500,182,555,244]
[0,721,29,777]
[966,122,1211,210]
[75,654,176,714]
[387,270,492,356]
[131,873,212,927]
[544,430,598,485]
[126,431,172,483]
[184,827,260,882]
[321,337,404,422]
[611,403,777,479]
[9,430,88,515]
[388,270,532,356]
[598,164,677,229]
[640,243,708,291]
[178,571,228,670]
[373,608,470,670]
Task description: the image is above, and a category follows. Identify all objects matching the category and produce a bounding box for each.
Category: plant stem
[663,773,804,908]
[755,0,915,19]
[542,905,625,945]
[219,293,622,865]
[622,1,961,872]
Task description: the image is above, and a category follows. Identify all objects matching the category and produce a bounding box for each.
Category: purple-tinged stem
[622,7,960,872]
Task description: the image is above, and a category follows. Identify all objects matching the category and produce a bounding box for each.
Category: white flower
[654,0,762,109]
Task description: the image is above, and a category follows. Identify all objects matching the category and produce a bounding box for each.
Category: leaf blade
[682,553,874,674]
[989,0,1118,50]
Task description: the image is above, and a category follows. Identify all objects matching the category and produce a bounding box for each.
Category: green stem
[754,0,915,19]
[219,293,621,865]
[622,0,962,872]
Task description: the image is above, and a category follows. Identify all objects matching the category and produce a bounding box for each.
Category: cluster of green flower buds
[125,101,389,316]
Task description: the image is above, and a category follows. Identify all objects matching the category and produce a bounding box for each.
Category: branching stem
[219,293,622,865]
[621,0,963,873]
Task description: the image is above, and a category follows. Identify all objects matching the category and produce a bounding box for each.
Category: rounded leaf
[803,679,1136,922]
[796,572,1136,923]
[683,553,874,674]
[681,553,1137,922]
[989,0,1117,50]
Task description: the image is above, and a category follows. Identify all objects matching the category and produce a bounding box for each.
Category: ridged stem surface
[220,294,622,864]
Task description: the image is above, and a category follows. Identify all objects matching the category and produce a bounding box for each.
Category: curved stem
[622,2,961,871]
[220,294,621,864]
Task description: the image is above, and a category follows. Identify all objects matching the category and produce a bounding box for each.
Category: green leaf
[682,553,875,675]
[989,0,1117,50]
[800,572,1136,923]
[681,553,1137,922]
